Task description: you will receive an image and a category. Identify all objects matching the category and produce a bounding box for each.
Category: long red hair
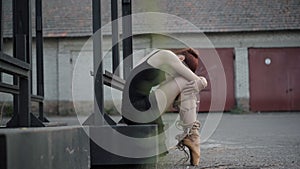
[171,48,199,72]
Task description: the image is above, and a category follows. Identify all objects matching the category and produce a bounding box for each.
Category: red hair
[171,48,199,72]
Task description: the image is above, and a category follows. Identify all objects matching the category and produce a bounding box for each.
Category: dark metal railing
[35,0,46,122]
[121,0,133,80]
[84,0,133,126]
[0,0,46,127]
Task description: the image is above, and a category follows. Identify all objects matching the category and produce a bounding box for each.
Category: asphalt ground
[47,112,300,169]
[158,112,300,169]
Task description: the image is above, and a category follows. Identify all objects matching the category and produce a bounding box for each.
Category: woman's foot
[178,121,201,166]
[182,132,200,165]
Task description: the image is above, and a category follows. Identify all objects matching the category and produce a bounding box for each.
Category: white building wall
[1,31,300,114]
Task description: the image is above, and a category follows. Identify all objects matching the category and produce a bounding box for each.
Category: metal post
[8,0,32,127]
[84,0,116,126]
[122,0,133,80]
[36,0,45,121]
[93,0,105,125]
[0,0,3,82]
[111,0,120,76]
[12,35,31,127]
[0,0,3,51]
[11,0,32,80]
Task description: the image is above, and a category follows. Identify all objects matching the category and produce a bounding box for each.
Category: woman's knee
[174,76,189,91]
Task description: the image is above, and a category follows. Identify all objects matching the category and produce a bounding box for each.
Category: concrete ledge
[88,125,158,166]
[0,126,90,169]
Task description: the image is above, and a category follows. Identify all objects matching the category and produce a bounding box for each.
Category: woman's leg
[153,78,182,114]
[153,76,198,126]
[154,76,201,166]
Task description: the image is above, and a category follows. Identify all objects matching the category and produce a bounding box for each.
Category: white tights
[178,91,198,129]
[154,76,198,129]
[174,77,198,129]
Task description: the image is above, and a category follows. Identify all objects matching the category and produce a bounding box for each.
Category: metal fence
[0,0,46,127]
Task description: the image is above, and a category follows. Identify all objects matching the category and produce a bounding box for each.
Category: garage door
[249,48,300,111]
[196,48,235,112]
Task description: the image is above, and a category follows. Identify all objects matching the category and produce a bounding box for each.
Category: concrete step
[88,125,159,166]
[0,126,90,169]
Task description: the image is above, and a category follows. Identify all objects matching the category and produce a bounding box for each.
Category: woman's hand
[182,76,207,95]
[197,76,208,90]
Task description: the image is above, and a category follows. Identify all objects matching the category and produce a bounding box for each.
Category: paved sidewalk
[49,112,300,169]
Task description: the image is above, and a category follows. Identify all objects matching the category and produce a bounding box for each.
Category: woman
[121,48,207,166]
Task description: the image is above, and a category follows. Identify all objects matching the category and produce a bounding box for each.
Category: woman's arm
[148,50,207,90]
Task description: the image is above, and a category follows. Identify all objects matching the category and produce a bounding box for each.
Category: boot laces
[172,121,201,166]
[173,141,190,166]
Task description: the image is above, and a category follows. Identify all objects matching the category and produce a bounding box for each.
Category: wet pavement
[49,112,300,169]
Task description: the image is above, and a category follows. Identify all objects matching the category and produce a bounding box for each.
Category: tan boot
[182,121,201,166]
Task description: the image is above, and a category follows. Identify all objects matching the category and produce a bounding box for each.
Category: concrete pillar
[234,47,250,111]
